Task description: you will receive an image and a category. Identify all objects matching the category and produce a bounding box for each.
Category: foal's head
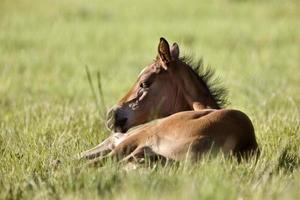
[107,37,227,133]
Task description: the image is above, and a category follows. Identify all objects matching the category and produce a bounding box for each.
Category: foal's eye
[140,81,150,89]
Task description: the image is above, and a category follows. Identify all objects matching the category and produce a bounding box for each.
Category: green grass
[1,0,300,199]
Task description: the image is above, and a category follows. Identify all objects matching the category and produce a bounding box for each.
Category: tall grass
[0,0,299,199]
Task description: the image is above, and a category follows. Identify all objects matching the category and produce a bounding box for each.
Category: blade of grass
[85,65,100,113]
[97,71,106,119]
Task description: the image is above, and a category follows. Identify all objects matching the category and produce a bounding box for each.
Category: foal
[81,38,259,163]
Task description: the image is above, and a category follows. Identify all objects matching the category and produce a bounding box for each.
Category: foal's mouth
[106,118,128,133]
[107,124,128,133]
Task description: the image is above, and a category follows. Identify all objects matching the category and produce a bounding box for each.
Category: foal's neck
[175,62,220,110]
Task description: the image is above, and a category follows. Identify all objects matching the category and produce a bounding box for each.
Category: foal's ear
[170,43,179,59]
[158,37,172,69]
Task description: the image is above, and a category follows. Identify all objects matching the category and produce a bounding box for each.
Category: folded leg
[80,133,125,160]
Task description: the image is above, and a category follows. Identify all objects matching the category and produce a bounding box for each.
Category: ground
[0,0,300,199]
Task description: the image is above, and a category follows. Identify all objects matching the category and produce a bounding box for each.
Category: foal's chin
[110,118,149,133]
[112,126,128,134]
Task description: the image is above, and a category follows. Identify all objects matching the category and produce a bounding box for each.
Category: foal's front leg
[121,146,169,165]
[86,134,140,166]
[80,133,125,160]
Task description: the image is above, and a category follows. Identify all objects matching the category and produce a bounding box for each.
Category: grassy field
[0,0,300,199]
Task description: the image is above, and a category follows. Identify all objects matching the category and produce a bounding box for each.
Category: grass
[0,0,300,199]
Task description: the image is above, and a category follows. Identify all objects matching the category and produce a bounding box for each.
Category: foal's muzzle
[106,107,128,133]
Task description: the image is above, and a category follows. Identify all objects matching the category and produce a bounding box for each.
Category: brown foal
[80,38,259,163]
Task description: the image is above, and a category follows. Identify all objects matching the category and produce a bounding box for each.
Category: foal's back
[120,109,258,161]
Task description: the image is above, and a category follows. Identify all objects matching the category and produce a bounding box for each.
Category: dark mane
[180,56,228,108]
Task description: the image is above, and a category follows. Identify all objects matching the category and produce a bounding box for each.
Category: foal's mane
[180,56,228,108]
